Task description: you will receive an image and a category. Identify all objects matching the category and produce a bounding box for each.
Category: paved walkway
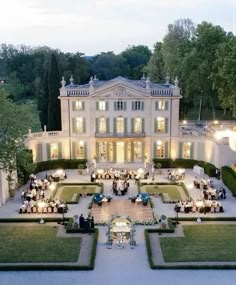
[0,166,234,219]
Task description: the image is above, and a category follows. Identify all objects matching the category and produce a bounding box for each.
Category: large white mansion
[1,75,236,205]
[24,75,236,167]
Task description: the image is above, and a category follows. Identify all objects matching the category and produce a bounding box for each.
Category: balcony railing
[95,132,146,138]
[24,131,67,140]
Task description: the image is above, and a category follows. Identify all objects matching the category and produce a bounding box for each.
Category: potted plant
[156,163,162,174]
[160,214,167,229]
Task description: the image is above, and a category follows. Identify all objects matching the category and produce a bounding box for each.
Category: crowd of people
[19,174,68,214]
[175,199,224,214]
[174,175,226,214]
[167,169,185,181]
[90,168,149,181]
[79,214,94,230]
[193,177,227,200]
[112,179,130,195]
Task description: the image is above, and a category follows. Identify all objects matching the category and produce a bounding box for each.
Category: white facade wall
[23,76,236,167]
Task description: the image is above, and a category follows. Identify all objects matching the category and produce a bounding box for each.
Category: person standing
[79,214,84,228]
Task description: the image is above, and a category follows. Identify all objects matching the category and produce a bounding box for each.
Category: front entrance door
[116,142,124,163]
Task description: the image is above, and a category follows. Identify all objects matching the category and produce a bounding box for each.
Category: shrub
[152,158,218,178]
[153,159,173,168]
[221,166,236,197]
[34,159,87,173]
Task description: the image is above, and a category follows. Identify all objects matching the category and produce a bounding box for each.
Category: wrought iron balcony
[95,132,145,138]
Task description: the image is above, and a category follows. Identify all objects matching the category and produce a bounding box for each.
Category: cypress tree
[37,71,49,129]
[47,53,61,131]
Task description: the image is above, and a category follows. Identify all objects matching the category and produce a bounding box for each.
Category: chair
[32,206,37,213]
[140,193,150,205]
[93,193,104,204]
[192,206,196,213]
[48,207,52,213]
[53,207,58,213]
[27,207,31,214]
[180,206,185,213]
[43,207,48,214]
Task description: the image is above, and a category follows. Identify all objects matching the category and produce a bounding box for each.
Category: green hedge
[222,166,236,197]
[153,158,218,177]
[34,159,87,173]
[139,181,191,203]
[0,217,67,223]
[58,182,104,194]
[152,159,173,168]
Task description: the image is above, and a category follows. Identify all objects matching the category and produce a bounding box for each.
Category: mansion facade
[24,75,236,168]
[1,75,236,205]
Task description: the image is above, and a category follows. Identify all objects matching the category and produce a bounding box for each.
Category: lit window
[156,117,165,133]
[183,142,191,159]
[76,117,83,133]
[156,141,164,158]
[99,117,106,133]
[157,100,165,110]
[76,141,84,159]
[75,101,83,110]
[99,142,107,160]
[134,142,142,160]
[99,101,106,111]
[117,117,124,133]
[134,118,142,133]
[50,143,58,159]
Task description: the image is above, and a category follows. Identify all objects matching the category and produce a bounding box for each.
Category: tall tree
[145,42,165,82]
[162,18,195,79]
[91,52,128,80]
[212,33,236,118]
[62,52,90,84]
[47,53,61,131]
[182,22,227,119]
[0,89,36,183]
[121,45,152,79]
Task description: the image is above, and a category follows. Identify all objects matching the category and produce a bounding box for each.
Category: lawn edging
[139,181,190,203]
[145,218,236,269]
[0,220,99,270]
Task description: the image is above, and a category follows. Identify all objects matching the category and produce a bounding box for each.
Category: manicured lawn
[160,224,236,262]
[142,185,183,201]
[59,185,99,202]
[0,225,81,262]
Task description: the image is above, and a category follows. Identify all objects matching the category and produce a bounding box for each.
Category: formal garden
[0,159,236,270]
[139,182,190,203]
[53,182,103,204]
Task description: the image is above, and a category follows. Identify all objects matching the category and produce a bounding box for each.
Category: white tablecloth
[193,165,204,176]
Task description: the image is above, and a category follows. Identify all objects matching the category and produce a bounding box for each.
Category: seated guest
[19,204,27,214]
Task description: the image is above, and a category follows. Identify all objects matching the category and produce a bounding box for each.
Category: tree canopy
[0,89,36,175]
[0,18,236,122]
